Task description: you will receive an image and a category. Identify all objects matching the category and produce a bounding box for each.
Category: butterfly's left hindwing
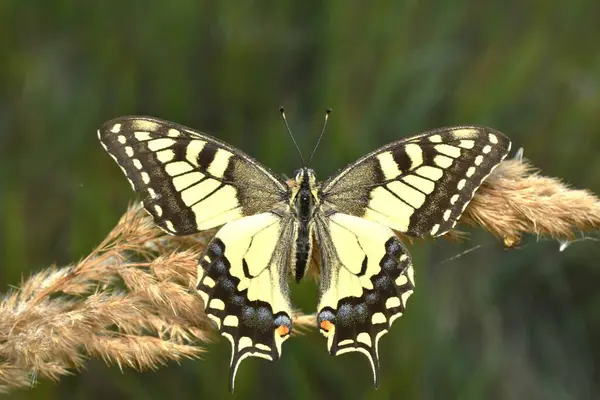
[197,212,295,392]
[320,126,511,237]
[98,116,289,235]
[314,212,415,387]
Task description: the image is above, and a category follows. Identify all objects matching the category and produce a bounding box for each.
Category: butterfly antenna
[280,107,306,167]
[307,108,331,166]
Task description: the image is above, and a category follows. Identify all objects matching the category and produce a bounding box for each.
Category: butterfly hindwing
[197,212,295,392]
[98,116,289,235]
[314,212,415,387]
[320,126,511,237]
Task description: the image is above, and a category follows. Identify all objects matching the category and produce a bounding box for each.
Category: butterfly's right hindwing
[98,116,289,235]
[197,212,295,392]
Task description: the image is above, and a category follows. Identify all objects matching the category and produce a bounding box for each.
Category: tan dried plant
[0,155,599,393]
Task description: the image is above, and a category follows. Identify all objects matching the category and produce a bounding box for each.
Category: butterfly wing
[314,212,415,387]
[99,116,294,391]
[98,116,289,234]
[314,126,510,384]
[319,126,511,237]
[197,212,295,392]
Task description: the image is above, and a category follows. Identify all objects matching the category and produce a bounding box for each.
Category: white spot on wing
[416,166,443,181]
[372,312,386,324]
[387,181,426,208]
[203,276,216,288]
[395,275,408,286]
[434,155,453,168]
[147,138,176,151]
[402,175,435,194]
[207,149,233,177]
[435,144,461,158]
[452,128,478,139]
[111,124,122,133]
[165,220,176,233]
[238,336,253,350]
[209,298,225,310]
[377,152,402,180]
[168,128,181,137]
[256,343,271,352]
[404,143,424,169]
[443,209,451,221]
[223,315,239,327]
[458,140,475,149]
[156,149,175,163]
[428,134,443,143]
[134,131,152,141]
[385,297,401,309]
[357,332,372,347]
[186,140,207,165]
[166,162,194,176]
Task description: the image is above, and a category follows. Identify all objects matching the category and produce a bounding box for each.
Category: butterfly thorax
[291,168,318,283]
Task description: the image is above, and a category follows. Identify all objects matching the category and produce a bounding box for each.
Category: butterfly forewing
[320,126,511,237]
[98,116,289,235]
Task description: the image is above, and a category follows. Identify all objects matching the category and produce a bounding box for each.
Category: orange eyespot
[276,325,290,337]
[320,320,334,333]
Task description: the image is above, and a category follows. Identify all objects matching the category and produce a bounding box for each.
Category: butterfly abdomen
[293,170,315,282]
[294,224,312,282]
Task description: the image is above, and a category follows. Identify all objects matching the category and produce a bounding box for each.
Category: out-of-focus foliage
[1,1,599,399]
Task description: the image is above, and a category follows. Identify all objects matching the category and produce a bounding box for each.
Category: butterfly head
[292,167,319,209]
[293,167,317,188]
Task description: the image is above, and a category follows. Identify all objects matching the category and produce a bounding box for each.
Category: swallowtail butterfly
[99,114,511,391]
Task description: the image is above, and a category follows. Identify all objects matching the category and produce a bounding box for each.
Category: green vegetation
[1,1,599,399]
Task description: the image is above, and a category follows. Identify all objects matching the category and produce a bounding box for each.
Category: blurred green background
[2,1,600,399]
